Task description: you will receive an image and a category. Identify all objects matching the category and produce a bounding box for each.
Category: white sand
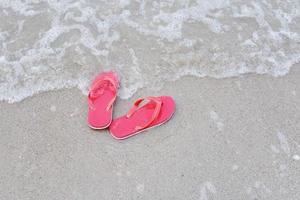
[0,65,299,199]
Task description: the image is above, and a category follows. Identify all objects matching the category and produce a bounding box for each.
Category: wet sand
[0,65,299,199]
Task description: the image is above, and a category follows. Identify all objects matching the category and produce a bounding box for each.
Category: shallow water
[0,0,299,103]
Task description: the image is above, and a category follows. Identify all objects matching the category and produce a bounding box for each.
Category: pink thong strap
[126,97,162,131]
[88,76,117,111]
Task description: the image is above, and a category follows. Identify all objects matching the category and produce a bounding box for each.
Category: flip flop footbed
[88,71,119,129]
[109,96,175,139]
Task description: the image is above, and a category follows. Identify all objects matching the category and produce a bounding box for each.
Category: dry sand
[0,65,300,200]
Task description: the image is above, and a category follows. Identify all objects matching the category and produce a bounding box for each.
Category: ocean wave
[0,0,299,103]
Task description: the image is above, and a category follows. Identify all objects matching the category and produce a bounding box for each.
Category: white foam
[50,105,56,112]
[277,132,290,156]
[0,0,299,103]
[232,165,239,171]
[292,155,300,161]
[136,183,144,194]
[200,182,217,200]
[209,111,224,131]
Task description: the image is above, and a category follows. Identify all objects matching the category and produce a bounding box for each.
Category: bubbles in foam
[0,0,299,103]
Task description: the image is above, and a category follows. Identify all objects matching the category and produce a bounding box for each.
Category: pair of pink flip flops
[87,71,176,140]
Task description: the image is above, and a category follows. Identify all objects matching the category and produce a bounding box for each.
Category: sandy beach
[1,64,299,199]
[1,0,300,199]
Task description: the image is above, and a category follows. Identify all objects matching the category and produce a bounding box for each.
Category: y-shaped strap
[88,76,117,111]
[126,97,162,131]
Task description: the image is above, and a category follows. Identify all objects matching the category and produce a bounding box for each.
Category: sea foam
[0,0,299,103]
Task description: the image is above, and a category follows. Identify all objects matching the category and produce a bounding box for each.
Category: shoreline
[1,63,299,105]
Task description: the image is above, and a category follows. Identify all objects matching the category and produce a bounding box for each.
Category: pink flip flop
[88,71,119,129]
[109,96,175,139]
